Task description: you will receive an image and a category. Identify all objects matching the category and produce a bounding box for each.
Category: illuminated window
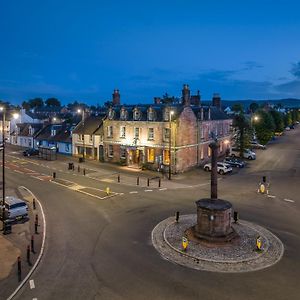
[200,147,204,160]
[208,146,211,157]
[120,126,126,138]
[163,128,170,141]
[147,148,155,163]
[133,109,141,120]
[148,128,154,140]
[163,149,170,165]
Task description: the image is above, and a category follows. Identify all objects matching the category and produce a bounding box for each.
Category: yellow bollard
[182,237,189,252]
[256,236,262,251]
[105,187,110,196]
[259,183,265,194]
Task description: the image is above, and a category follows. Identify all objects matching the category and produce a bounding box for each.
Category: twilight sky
[1,0,300,105]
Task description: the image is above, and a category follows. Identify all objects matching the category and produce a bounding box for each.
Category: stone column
[209,141,219,200]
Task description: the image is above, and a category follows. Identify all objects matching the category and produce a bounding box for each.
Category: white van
[3,196,28,221]
[230,148,256,160]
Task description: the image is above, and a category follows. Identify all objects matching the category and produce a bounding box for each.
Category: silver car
[2,196,28,221]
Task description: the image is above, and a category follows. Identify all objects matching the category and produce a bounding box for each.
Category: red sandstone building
[102,85,232,173]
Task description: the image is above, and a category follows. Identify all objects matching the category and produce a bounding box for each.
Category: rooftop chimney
[212,93,221,110]
[112,89,120,106]
[190,90,201,106]
[182,84,190,106]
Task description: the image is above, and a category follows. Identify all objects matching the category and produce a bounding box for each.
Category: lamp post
[169,110,174,180]
[77,109,85,162]
[251,115,259,140]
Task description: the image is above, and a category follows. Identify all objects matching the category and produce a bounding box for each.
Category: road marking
[159,188,167,191]
[144,189,153,192]
[29,279,35,289]
[14,170,24,174]
[284,198,295,203]
[32,298,37,300]
[130,191,138,194]
[31,176,44,181]
[267,195,276,198]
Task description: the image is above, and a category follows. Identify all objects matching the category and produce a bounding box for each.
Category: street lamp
[169,110,174,180]
[77,109,85,162]
[251,115,259,140]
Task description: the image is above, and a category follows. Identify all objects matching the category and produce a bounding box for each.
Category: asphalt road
[4,128,300,300]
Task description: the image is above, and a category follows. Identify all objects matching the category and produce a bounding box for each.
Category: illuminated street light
[13,113,19,120]
[169,110,174,180]
[77,108,85,162]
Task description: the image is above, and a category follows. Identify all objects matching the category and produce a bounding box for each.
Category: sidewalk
[0,186,44,300]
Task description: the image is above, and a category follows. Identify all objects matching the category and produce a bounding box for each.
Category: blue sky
[1,0,300,105]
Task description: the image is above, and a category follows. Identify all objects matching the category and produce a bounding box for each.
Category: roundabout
[152,214,284,273]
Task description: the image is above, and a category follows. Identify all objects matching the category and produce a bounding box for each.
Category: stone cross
[209,139,219,200]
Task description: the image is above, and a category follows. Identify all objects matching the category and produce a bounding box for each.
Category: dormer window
[147,108,155,121]
[164,108,171,121]
[120,108,128,120]
[108,108,115,120]
[51,129,56,136]
[133,108,141,121]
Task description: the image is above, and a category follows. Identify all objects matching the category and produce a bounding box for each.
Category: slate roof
[35,123,74,143]
[72,116,104,135]
[16,123,43,137]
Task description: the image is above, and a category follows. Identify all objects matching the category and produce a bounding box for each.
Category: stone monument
[193,138,237,242]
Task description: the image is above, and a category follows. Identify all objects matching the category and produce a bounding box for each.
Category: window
[107,126,113,138]
[120,126,126,138]
[79,134,84,141]
[201,127,204,139]
[134,127,140,139]
[148,109,155,121]
[108,109,115,120]
[120,147,126,159]
[108,145,114,157]
[147,148,155,163]
[200,147,204,160]
[208,146,211,157]
[163,149,170,165]
[120,109,127,120]
[51,129,56,136]
[89,135,93,142]
[133,109,140,120]
[29,127,34,136]
[148,128,154,140]
[163,128,170,141]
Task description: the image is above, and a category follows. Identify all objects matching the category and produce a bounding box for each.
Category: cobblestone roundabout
[152,215,284,273]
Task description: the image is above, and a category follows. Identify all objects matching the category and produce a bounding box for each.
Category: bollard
[158,178,161,188]
[33,198,36,210]
[256,236,262,251]
[17,256,21,280]
[78,165,80,172]
[35,214,38,226]
[234,211,238,223]
[182,237,188,252]
[83,168,86,176]
[262,176,266,183]
[72,164,75,171]
[137,176,139,185]
[117,174,120,183]
[175,211,180,222]
[27,245,31,266]
[53,172,56,179]
[31,235,35,253]
[35,220,38,234]
[147,178,150,187]
[105,187,110,196]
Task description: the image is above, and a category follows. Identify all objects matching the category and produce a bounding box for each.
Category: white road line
[144,189,153,192]
[129,191,138,194]
[29,279,35,289]
[31,176,44,181]
[159,188,167,191]
[32,298,37,300]
[283,198,295,203]
[267,195,276,198]
[14,170,24,174]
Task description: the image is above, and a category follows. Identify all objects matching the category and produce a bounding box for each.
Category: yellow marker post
[259,183,265,194]
[256,236,262,251]
[182,237,188,252]
[105,187,110,196]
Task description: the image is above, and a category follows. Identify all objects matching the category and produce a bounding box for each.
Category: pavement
[0,186,44,300]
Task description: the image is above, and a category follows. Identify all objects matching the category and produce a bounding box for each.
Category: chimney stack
[190,90,201,106]
[182,84,190,106]
[154,97,161,105]
[112,89,120,106]
[212,93,221,110]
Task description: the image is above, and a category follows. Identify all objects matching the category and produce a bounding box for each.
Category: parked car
[289,125,295,129]
[1,196,28,221]
[274,131,283,136]
[285,126,291,131]
[23,148,39,156]
[249,141,266,150]
[223,157,245,168]
[203,162,233,175]
[230,148,256,160]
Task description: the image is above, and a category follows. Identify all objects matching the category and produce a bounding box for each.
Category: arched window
[147,108,155,121]
[120,108,127,120]
[133,108,141,120]
[108,108,115,120]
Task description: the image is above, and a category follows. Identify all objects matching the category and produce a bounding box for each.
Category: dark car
[23,148,39,156]
[290,125,295,129]
[223,157,245,168]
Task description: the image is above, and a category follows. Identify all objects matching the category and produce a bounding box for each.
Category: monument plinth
[193,140,237,242]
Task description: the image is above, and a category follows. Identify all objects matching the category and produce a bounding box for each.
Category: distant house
[14,123,43,148]
[72,115,105,160]
[35,123,74,155]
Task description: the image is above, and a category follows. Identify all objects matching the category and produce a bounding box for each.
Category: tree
[269,110,284,132]
[254,110,275,145]
[232,103,244,113]
[28,98,44,109]
[284,112,292,127]
[45,97,61,107]
[232,113,251,157]
[21,101,31,110]
[249,102,259,113]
